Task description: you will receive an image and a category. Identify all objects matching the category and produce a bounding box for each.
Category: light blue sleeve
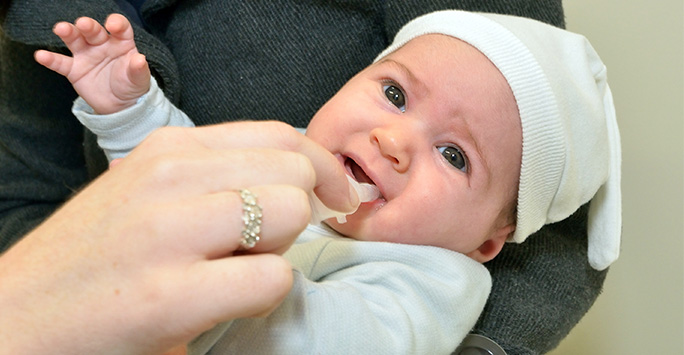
[191,228,491,355]
[71,77,195,162]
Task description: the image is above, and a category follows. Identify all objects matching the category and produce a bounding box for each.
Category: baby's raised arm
[34,14,150,115]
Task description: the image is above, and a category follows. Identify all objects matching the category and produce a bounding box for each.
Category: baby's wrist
[94,100,139,115]
[94,86,151,115]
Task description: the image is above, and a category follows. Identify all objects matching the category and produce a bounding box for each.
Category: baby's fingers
[34,50,74,77]
[104,13,135,42]
[51,21,89,53]
[74,17,109,46]
[127,53,151,90]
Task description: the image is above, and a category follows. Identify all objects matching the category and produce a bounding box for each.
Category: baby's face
[307,34,522,257]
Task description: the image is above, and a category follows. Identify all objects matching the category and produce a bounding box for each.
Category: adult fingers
[141,253,293,350]
[184,122,359,213]
[119,143,318,201]
[127,185,310,258]
[190,254,293,320]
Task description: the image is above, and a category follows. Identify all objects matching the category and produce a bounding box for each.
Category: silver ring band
[238,189,262,250]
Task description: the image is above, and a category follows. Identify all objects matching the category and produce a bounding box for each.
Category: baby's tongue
[350,160,373,185]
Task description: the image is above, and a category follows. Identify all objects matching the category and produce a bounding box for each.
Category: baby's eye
[383,84,406,112]
[438,146,468,172]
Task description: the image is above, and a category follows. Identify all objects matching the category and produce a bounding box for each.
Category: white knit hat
[374,10,622,270]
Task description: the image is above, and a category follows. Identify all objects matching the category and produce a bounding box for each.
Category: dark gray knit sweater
[0,1,606,353]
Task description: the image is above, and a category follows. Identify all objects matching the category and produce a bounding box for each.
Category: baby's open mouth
[343,157,382,203]
[345,157,374,185]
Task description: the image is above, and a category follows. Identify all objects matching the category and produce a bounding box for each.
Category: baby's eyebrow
[376,58,428,96]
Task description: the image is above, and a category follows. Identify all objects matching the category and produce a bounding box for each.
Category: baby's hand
[35,14,150,115]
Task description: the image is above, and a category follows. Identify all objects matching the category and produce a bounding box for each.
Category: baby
[35,10,621,354]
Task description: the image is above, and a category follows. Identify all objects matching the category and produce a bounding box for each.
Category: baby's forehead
[389,33,485,60]
[381,34,520,115]
[382,34,516,92]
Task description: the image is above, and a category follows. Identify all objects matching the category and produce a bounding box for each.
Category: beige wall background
[548,1,684,354]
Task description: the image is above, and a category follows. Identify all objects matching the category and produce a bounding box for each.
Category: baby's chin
[324,206,392,243]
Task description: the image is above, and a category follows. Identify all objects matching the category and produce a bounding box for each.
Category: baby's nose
[370,125,414,173]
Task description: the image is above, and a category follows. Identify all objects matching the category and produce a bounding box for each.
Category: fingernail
[346,175,361,210]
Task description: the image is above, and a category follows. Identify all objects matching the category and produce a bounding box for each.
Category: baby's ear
[466,224,515,263]
[109,158,123,169]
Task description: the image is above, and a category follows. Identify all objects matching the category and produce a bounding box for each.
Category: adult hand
[0,121,357,355]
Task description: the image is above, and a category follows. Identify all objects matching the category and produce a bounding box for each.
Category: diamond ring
[238,189,262,250]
